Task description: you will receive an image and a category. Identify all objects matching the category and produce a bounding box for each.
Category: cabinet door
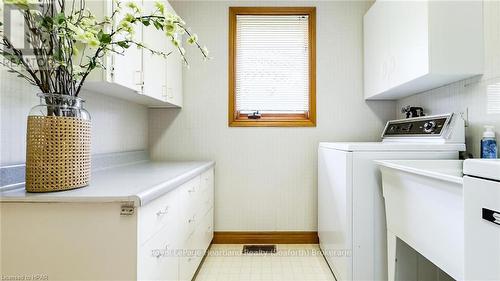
[364,1,429,99]
[142,0,168,102]
[363,1,391,99]
[73,0,114,83]
[164,1,183,107]
[112,0,143,92]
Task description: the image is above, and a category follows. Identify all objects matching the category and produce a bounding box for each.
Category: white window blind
[235,15,309,114]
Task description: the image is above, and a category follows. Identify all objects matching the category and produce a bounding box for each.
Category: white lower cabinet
[178,170,214,281]
[138,168,215,281]
[0,168,214,281]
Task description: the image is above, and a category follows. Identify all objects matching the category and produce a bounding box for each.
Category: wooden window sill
[229,119,316,127]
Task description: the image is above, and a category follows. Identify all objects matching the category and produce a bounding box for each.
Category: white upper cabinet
[164,0,183,107]
[84,0,183,108]
[142,0,169,102]
[113,0,144,94]
[363,0,484,100]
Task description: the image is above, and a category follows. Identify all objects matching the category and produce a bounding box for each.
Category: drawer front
[195,207,214,254]
[200,168,214,192]
[138,188,178,245]
[179,230,203,281]
[179,254,202,281]
[199,184,214,217]
[177,177,201,238]
[138,226,178,281]
[180,209,213,281]
[184,212,198,245]
[178,176,201,217]
[206,207,215,246]
[178,210,213,281]
[198,168,214,217]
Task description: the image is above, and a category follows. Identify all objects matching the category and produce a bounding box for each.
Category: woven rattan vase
[26,93,91,192]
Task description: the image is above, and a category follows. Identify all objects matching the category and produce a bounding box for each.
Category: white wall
[0,71,149,166]
[396,1,500,158]
[149,0,395,231]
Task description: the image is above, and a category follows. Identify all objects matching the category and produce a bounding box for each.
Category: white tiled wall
[0,71,149,166]
[149,0,396,231]
[396,1,500,158]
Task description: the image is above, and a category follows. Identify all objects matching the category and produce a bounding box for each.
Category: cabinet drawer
[179,254,202,281]
[199,187,213,217]
[200,168,214,192]
[138,188,178,245]
[183,212,198,244]
[198,168,214,217]
[179,231,203,281]
[138,226,178,281]
[199,207,214,251]
[178,211,212,281]
[178,176,201,221]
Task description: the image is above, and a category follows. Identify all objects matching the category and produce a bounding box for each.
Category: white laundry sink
[376,160,464,281]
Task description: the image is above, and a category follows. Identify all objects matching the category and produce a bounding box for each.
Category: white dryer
[318,113,465,281]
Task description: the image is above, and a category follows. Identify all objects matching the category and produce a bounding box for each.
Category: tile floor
[195,244,335,281]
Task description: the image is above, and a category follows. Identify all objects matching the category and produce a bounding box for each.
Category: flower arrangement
[0,0,208,98]
[0,0,209,192]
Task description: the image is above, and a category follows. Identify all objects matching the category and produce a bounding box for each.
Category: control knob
[423,121,437,133]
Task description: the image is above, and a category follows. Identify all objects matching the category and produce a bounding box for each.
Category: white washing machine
[318,113,466,281]
[464,159,500,280]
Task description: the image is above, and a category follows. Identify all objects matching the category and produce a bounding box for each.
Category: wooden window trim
[228,7,317,127]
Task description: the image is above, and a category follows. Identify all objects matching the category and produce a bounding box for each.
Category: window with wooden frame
[229,7,316,127]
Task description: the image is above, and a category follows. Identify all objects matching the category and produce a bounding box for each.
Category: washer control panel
[382,114,451,137]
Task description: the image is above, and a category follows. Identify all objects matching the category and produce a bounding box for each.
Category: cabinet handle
[483,208,500,226]
[134,70,143,85]
[188,215,196,223]
[156,206,169,217]
[188,188,195,193]
[161,85,168,100]
[167,87,173,99]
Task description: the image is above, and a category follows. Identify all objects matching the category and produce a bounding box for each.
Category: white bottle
[481,126,497,159]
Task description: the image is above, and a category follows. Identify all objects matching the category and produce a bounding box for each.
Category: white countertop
[319,142,466,152]
[464,159,500,181]
[0,161,215,206]
[376,160,464,184]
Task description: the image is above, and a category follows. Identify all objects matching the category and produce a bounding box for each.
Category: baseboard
[213,231,319,244]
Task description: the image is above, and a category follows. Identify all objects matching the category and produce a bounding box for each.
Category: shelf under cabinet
[83,81,181,108]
